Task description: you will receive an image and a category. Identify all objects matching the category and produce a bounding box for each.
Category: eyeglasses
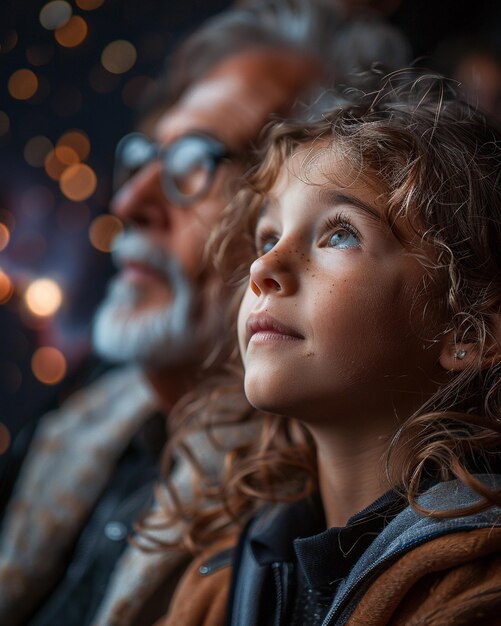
[113,132,231,206]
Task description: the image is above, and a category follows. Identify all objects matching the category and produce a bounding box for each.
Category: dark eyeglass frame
[113,131,232,206]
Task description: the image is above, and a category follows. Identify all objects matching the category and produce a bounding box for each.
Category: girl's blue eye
[327,228,359,249]
[261,240,276,254]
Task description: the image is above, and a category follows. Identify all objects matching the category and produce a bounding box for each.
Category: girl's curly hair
[142,70,501,553]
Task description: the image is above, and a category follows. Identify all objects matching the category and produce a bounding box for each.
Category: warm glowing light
[0,111,10,137]
[8,69,39,101]
[0,423,11,455]
[24,136,53,168]
[89,215,123,252]
[60,163,97,201]
[44,148,68,180]
[76,0,105,9]
[25,278,63,317]
[101,40,137,74]
[0,270,14,305]
[31,347,67,385]
[57,130,90,160]
[40,1,72,30]
[55,145,80,165]
[0,224,10,252]
[55,15,88,47]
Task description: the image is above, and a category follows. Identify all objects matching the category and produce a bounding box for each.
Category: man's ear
[439,315,501,372]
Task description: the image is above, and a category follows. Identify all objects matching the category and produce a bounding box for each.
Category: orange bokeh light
[8,69,39,100]
[31,347,67,385]
[57,130,90,160]
[59,163,97,201]
[44,148,68,180]
[0,423,11,455]
[0,270,14,305]
[55,145,80,165]
[55,15,88,47]
[89,215,123,252]
[25,278,63,317]
[0,224,10,252]
[24,135,53,168]
[101,40,137,74]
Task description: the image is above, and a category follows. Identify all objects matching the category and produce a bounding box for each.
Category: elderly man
[0,2,409,625]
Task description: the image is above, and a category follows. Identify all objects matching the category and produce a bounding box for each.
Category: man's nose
[110,161,170,229]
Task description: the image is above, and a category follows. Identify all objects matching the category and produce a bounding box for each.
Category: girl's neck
[313,426,393,529]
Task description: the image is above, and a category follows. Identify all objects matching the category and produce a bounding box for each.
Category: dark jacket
[158,475,501,626]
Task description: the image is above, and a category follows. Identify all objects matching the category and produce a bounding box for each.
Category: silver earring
[454,349,466,360]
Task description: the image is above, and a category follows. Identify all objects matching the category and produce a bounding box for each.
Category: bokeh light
[89,215,123,252]
[24,135,53,168]
[0,423,11,455]
[56,145,80,165]
[0,270,14,305]
[0,111,10,137]
[0,224,11,252]
[8,69,39,101]
[57,130,90,160]
[1,30,18,54]
[101,40,137,74]
[31,347,67,385]
[60,163,97,200]
[45,148,70,180]
[55,15,88,48]
[25,278,63,317]
[76,0,105,9]
[39,1,72,30]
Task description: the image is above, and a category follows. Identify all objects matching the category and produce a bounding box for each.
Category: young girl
[155,71,501,626]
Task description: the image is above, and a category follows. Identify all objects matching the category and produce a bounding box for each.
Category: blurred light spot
[1,30,18,54]
[55,15,88,47]
[0,270,14,304]
[55,145,80,165]
[0,423,11,455]
[26,44,54,66]
[0,111,10,136]
[57,130,90,160]
[0,209,15,231]
[8,69,38,101]
[101,40,136,75]
[32,347,67,385]
[122,76,155,109]
[0,224,10,252]
[76,0,105,9]
[24,135,53,168]
[25,278,63,317]
[52,86,82,117]
[60,164,97,201]
[40,1,72,30]
[45,148,68,180]
[89,215,123,252]
[57,201,90,232]
[89,64,119,93]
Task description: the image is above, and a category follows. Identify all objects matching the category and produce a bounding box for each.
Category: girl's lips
[246,312,304,344]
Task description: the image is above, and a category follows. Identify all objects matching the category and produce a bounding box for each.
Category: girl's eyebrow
[320,189,382,222]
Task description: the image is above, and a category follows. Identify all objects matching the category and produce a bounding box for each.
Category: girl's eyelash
[323,212,362,243]
[254,227,278,254]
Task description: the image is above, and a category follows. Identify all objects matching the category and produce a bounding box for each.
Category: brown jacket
[156,527,501,626]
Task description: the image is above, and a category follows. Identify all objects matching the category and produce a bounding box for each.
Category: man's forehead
[154,47,320,149]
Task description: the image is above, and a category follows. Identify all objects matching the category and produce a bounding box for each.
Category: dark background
[0,0,499,448]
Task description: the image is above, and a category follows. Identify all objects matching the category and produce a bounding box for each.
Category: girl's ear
[439,315,501,372]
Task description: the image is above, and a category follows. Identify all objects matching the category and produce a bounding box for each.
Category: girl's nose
[110,161,171,230]
[249,246,297,296]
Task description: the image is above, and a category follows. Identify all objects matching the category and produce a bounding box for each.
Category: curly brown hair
[143,70,501,553]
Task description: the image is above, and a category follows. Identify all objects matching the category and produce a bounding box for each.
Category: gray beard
[92,230,199,368]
